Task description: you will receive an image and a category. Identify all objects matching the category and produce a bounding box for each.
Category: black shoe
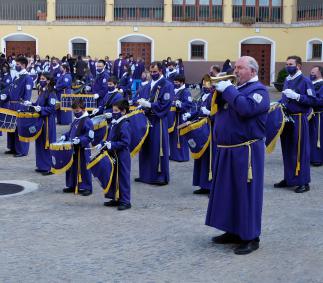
[4,150,16,154]
[35,168,48,173]
[274,180,288,188]
[118,203,131,211]
[63,187,74,193]
[80,189,92,196]
[42,171,54,176]
[294,184,310,193]
[234,238,260,255]
[151,181,168,186]
[104,200,119,207]
[193,188,210,195]
[311,162,323,167]
[14,153,25,158]
[212,233,242,244]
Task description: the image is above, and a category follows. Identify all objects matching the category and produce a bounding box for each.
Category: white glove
[182,113,191,122]
[283,89,300,101]
[95,144,102,150]
[104,141,112,150]
[92,108,99,115]
[85,86,91,91]
[118,88,124,93]
[138,98,151,108]
[104,112,112,119]
[23,100,32,106]
[72,137,80,145]
[201,106,211,116]
[175,100,182,108]
[34,106,41,112]
[60,135,66,142]
[215,80,232,92]
[0,94,7,101]
[129,100,133,105]
[93,93,99,100]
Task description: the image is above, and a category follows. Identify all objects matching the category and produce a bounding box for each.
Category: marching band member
[131,58,145,96]
[88,56,97,78]
[166,61,177,83]
[182,79,215,194]
[118,65,133,100]
[135,62,174,186]
[113,54,126,80]
[206,56,270,255]
[0,63,12,137]
[55,64,72,125]
[132,71,151,105]
[169,74,192,162]
[274,56,316,193]
[60,99,94,196]
[309,66,323,166]
[105,56,113,76]
[32,73,57,175]
[91,60,109,107]
[1,56,33,157]
[50,57,61,83]
[97,99,132,210]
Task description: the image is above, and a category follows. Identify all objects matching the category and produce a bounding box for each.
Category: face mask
[39,80,47,88]
[108,86,115,92]
[203,87,211,94]
[286,66,297,76]
[141,77,147,82]
[96,68,104,74]
[52,63,57,67]
[174,83,181,89]
[74,111,83,118]
[112,112,122,120]
[310,75,317,81]
[151,73,160,81]
[15,65,22,72]
[169,68,174,72]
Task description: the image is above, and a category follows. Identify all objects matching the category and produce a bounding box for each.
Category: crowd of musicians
[0,52,322,255]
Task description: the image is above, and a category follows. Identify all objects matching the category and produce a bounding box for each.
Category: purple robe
[56,73,72,125]
[92,71,109,107]
[206,80,270,241]
[113,59,127,79]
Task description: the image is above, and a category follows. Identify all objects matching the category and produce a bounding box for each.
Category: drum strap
[75,117,87,137]
[104,92,119,110]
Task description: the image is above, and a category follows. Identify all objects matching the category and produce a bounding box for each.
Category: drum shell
[0,108,17,133]
[17,112,43,142]
[91,115,108,146]
[49,142,74,174]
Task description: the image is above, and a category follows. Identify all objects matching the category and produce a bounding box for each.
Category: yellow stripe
[168,116,176,134]
[87,151,109,170]
[17,112,40,118]
[93,119,107,130]
[0,128,16,133]
[210,90,218,116]
[179,118,208,136]
[131,121,150,158]
[45,117,49,149]
[266,106,286,154]
[170,106,176,112]
[190,133,211,159]
[102,153,115,194]
[19,126,43,142]
[50,157,74,174]
[0,108,18,116]
[61,94,95,98]
[49,143,73,150]
[126,109,144,118]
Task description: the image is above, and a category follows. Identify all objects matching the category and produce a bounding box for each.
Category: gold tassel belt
[315,112,322,149]
[290,113,303,176]
[217,139,259,183]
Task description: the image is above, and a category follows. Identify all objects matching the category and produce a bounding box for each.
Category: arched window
[69,37,88,57]
[306,39,323,61]
[189,39,208,61]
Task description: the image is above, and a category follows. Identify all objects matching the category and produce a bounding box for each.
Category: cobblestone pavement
[0,88,322,283]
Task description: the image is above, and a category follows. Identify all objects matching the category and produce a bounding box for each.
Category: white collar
[17,69,28,77]
[74,111,88,120]
[112,114,127,125]
[52,64,60,70]
[202,92,210,101]
[141,81,149,86]
[108,89,118,94]
[122,72,128,77]
[313,78,323,85]
[167,69,177,75]
[286,70,302,81]
[175,84,185,94]
[150,75,164,90]
[237,75,259,89]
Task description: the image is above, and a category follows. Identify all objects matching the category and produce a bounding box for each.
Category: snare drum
[60,94,97,111]
[87,151,114,194]
[16,112,43,142]
[91,115,108,146]
[0,108,17,133]
[49,142,74,174]
[178,118,211,159]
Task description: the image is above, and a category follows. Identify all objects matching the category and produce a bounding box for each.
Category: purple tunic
[206,79,270,241]
[56,73,72,125]
[92,71,110,107]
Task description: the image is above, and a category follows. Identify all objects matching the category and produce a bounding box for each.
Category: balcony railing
[172,4,223,22]
[232,5,282,24]
[0,1,47,21]
[56,2,105,21]
[114,5,164,21]
[297,4,323,21]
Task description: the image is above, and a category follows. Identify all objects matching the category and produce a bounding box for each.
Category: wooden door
[121,42,151,67]
[241,44,271,85]
[6,41,36,57]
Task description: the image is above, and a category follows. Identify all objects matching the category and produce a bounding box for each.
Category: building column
[223,0,233,24]
[46,0,56,22]
[283,0,297,24]
[164,0,172,23]
[105,0,114,22]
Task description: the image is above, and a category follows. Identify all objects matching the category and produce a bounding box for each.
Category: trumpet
[202,74,237,87]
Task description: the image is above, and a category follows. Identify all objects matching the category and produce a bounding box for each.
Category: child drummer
[60,99,94,196]
[97,99,131,210]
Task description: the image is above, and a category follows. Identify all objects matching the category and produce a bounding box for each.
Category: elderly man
[205,56,270,255]
[309,66,323,166]
[275,56,316,193]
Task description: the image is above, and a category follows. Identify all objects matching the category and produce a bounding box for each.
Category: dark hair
[40,72,56,93]
[287,55,302,66]
[313,65,323,77]
[174,74,185,84]
[16,56,28,67]
[211,64,221,73]
[77,55,82,61]
[108,76,118,85]
[97,59,106,66]
[61,63,70,73]
[72,98,85,110]
[168,61,175,67]
[150,61,163,71]
[113,99,130,113]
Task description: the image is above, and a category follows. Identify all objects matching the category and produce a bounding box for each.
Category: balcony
[0,0,47,21]
[297,3,323,22]
[114,5,164,22]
